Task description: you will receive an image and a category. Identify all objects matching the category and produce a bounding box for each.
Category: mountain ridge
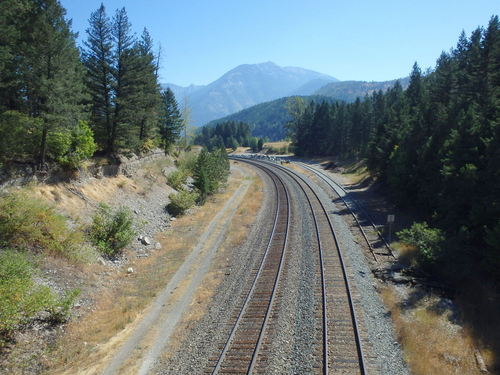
[203,76,410,141]
[162,62,338,126]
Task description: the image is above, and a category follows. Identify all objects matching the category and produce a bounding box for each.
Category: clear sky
[61,0,499,86]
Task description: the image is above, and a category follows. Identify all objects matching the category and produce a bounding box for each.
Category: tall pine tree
[83,4,114,152]
[159,88,183,152]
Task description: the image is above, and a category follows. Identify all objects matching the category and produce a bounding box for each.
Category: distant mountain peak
[162,62,339,126]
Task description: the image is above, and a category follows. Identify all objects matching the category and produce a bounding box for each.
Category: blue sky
[61,0,499,86]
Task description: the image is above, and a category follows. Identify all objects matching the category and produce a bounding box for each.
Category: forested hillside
[194,121,264,152]
[288,16,500,282]
[314,77,410,101]
[205,78,412,141]
[0,1,184,169]
[205,96,335,140]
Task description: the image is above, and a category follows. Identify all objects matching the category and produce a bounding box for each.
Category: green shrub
[167,190,198,216]
[139,138,158,154]
[193,148,230,203]
[48,121,97,169]
[0,192,86,260]
[0,250,78,341]
[167,170,187,191]
[397,222,444,269]
[89,204,135,257]
[60,121,97,169]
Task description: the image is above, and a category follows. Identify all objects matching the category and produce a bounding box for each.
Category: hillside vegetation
[288,16,500,284]
[0,1,184,170]
[204,78,412,141]
[205,96,337,141]
[314,77,410,101]
[194,121,265,152]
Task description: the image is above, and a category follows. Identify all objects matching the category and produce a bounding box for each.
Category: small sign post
[387,214,395,244]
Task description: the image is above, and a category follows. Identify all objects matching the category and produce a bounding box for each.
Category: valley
[0,1,498,374]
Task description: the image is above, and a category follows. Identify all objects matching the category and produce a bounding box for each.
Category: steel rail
[296,161,395,260]
[238,158,330,375]
[210,161,290,374]
[246,158,368,375]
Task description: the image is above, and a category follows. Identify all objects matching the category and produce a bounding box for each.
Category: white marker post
[387,214,395,244]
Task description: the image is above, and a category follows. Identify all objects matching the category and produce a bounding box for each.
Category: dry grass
[230,146,251,155]
[380,285,486,375]
[264,141,290,149]
[34,175,132,224]
[324,159,370,185]
[44,164,261,375]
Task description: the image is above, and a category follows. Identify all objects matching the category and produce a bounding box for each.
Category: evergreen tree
[159,88,183,152]
[83,4,114,152]
[193,147,229,203]
[135,29,161,145]
[22,0,86,166]
[287,17,500,281]
[257,138,264,151]
[111,7,136,151]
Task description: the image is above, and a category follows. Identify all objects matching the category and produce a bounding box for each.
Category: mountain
[205,77,409,141]
[162,62,338,126]
[161,83,204,104]
[314,77,410,101]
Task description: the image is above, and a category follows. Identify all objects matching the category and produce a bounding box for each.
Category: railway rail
[220,157,367,375]
[294,161,395,262]
[207,163,291,374]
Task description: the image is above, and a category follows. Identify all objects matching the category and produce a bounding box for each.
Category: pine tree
[159,88,183,152]
[83,4,114,152]
[111,7,136,152]
[135,29,161,145]
[22,0,86,166]
[0,0,32,112]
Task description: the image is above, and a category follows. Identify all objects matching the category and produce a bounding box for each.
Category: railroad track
[220,157,367,375]
[207,163,291,374]
[294,161,395,262]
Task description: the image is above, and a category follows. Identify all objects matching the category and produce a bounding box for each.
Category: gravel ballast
[294,163,410,375]
[155,160,410,375]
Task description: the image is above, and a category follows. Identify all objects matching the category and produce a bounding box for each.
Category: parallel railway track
[258,160,367,375]
[295,161,395,262]
[211,157,367,375]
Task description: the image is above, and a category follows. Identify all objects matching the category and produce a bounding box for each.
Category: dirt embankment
[1,151,254,374]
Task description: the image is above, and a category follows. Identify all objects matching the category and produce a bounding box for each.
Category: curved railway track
[207,163,291,374]
[217,157,367,375]
[295,161,395,262]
